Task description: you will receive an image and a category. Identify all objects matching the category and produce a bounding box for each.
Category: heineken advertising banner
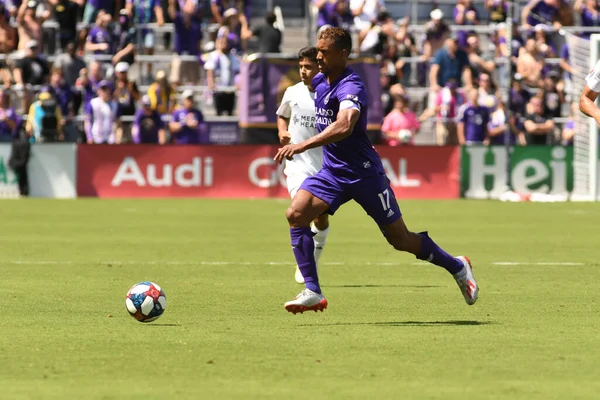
[461,146,574,199]
[0,144,19,197]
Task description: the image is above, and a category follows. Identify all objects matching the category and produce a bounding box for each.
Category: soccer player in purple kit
[274,27,479,314]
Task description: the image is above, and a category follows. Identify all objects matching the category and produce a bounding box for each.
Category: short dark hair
[298,46,318,62]
[318,27,352,53]
[265,11,276,25]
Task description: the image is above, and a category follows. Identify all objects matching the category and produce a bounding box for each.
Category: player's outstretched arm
[579,86,600,124]
[274,109,360,163]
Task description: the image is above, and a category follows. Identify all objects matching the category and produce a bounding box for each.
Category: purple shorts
[299,168,402,227]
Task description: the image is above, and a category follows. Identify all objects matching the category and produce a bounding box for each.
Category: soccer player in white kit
[276,47,330,284]
[580,61,600,124]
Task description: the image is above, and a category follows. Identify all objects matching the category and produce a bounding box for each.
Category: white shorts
[286,172,312,199]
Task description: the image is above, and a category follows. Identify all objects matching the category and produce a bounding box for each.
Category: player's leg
[284,171,350,314]
[311,213,330,266]
[286,172,315,284]
[352,174,478,305]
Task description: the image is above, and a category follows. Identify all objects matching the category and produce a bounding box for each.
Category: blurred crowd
[0,0,597,146]
[314,0,591,146]
[0,0,284,144]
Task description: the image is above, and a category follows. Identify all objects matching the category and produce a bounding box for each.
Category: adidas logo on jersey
[386,209,395,218]
[293,102,299,108]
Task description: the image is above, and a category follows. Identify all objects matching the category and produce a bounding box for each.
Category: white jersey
[276,82,322,177]
[585,60,600,92]
[87,97,118,144]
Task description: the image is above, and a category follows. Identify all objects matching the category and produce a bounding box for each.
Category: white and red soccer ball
[125,282,167,323]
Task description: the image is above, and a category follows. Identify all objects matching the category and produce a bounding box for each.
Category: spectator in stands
[574,0,599,38]
[81,0,113,49]
[533,25,557,58]
[541,70,565,119]
[13,39,50,111]
[26,87,63,142]
[561,102,576,146]
[85,80,119,144]
[494,23,519,88]
[112,9,137,68]
[147,70,177,114]
[241,11,282,54]
[217,8,244,54]
[454,0,480,49]
[381,95,419,146]
[516,38,544,87]
[521,0,561,31]
[465,32,495,78]
[126,0,164,81]
[477,73,498,112]
[205,36,240,116]
[211,0,250,25]
[419,79,465,145]
[524,95,555,145]
[132,95,166,144]
[393,17,417,87]
[76,60,104,113]
[418,9,450,86]
[457,88,490,145]
[314,0,353,31]
[487,100,515,145]
[0,90,17,142]
[49,67,76,141]
[113,61,139,143]
[509,73,530,131]
[0,4,17,87]
[169,90,204,144]
[350,0,384,32]
[169,0,203,86]
[54,42,87,88]
[486,0,508,23]
[85,10,114,60]
[49,0,80,51]
[429,36,472,93]
[560,42,575,93]
[357,9,394,55]
[16,0,51,51]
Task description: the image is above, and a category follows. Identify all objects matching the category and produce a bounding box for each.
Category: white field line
[2,260,586,266]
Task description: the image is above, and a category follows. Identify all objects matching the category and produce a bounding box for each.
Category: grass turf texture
[1,199,599,399]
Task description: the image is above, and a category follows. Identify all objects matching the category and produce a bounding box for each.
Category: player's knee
[286,205,307,226]
[384,229,412,252]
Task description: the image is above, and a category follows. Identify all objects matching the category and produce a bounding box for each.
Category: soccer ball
[125,282,167,323]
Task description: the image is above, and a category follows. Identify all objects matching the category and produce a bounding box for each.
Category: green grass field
[1,198,600,399]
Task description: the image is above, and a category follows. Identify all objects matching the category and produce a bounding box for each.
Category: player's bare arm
[277,115,291,145]
[579,86,600,125]
[274,108,360,163]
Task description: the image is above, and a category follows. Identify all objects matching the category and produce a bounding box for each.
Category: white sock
[311,223,330,265]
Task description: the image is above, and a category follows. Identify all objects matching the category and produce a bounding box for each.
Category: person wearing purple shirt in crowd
[85,11,114,58]
[486,0,508,23]
[313,0,353,31]
[217,8,243,54]
[168,0,203,85]
[575,0,600,39]
[274,27,478,314]
[132,95,166,144]
[522,0,561,30]
[457,88,490,145]
[168,90,204,144]
[211,0,250,24]
[80,0,113,52]
[0,89,17,142]
[454,0,479,49]
[488,101,518,146]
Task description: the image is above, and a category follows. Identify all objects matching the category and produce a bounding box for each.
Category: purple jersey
[312,68,384,183]
[170,107,204,144]
[87,26,112,55]
[174,12,203,55]
[132,109,164,144]
[458,103,490,143]
[0,107,16,138]
[526,0,559,26]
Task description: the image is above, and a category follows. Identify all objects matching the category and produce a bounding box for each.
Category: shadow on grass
[299,320,493,327]
[324,285,442,289]
[145,323,182,327]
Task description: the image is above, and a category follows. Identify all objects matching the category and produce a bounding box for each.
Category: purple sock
[416,232,464,275]
[290,227,320,294]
